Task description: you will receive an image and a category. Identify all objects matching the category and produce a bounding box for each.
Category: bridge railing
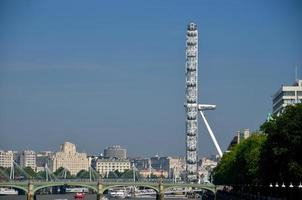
[0,178,179,184]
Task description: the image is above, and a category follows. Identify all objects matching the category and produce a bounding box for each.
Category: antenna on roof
[295,65,298,82]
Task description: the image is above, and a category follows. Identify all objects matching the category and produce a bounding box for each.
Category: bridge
[0,179,216,200]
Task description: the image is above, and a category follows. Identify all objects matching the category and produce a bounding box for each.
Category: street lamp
[298,182,302,200]
[269,183,273,198]
[275,182,279,188]
[281,182,286,198]
[289,182,294,188]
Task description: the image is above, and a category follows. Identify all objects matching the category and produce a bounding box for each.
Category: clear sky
[0,0,301,157]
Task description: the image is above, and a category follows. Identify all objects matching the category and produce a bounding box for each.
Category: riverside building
[50,142,89,175]
[272,80,302,115]
[150,156,185,179]
[227,129,251,150]
[95,157,130,177]
[20,150,36,170]
[0,150,14,168]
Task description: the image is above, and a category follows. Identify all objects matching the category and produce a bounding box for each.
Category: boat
[0,188,18,195]
[66,187,89,193]
[74,192,85,199]
[109,189,126,199]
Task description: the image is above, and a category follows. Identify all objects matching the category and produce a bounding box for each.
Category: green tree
[120,169,141,179]
[23,166,37,178]
[213,133,266,185]
[114,170,122,178]
[259,104,302,184]
[76,170,90,179]
[0,167,9,180]
[36,171,47,180]
[5,166,26,179]
[107,171,119,179]
[121,169,133,179]
[54,167,74,179]
[212,146,237,185]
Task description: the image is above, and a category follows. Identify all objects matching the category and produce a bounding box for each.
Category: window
[283,91,295,96]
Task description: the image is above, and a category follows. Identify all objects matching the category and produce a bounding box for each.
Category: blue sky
[0,0,301,156]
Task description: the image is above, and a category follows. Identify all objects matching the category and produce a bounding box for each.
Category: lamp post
[269,183,273,198]
[281,182,285,198]
[289,182,294,200]
[275,182,279,197]
[298,182,302,200]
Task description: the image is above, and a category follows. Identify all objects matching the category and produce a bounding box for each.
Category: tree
[114,170,122,178]
[0,167,9,180]
[5,166,26,179]
[23,166,37,178]
[213,133,266,185]
[212,146,237,185]
[76,170,90,179]
[54,167,74,179]
[107,171,119,179]
[36,171,47,180]
[259,104,302,185]
[213,104,302,187]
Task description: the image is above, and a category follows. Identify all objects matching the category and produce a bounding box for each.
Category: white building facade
[198,157,217,183]
[273,80,302,115]
[0,150,14,168]
[50,142,89,175]
[20,150,36,170]
[95,158,130,177]
[167,157,185,180]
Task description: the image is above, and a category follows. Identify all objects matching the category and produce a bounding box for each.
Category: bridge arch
[0,184,28,194]
[33,182,97,194]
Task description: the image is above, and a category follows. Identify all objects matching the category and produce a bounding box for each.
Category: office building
[20,150,36,170]
[272,80,302,115]
[0,150,14,168]
[95,157,130,176]
[104,145,127,159]
[50,142,89,175]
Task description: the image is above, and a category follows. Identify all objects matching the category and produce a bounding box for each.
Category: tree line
[0,166,98,180]
[213,103,302,186]
[0,166,163,180]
